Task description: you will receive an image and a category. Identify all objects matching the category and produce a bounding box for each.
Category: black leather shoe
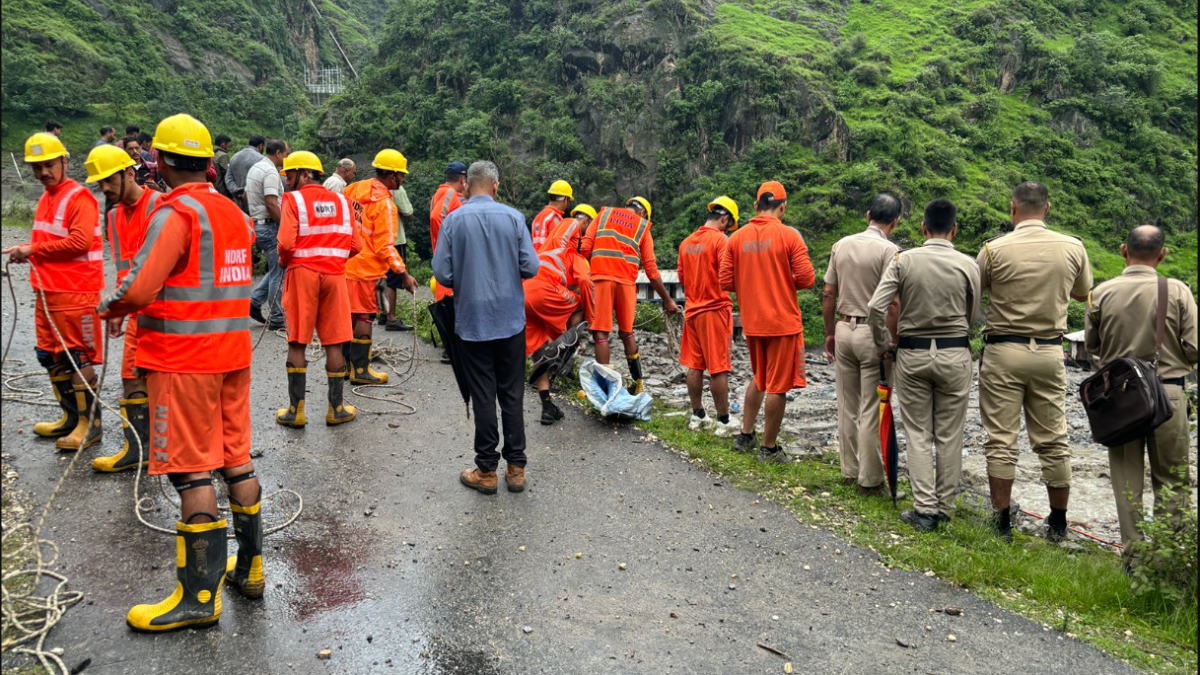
[901,509,939,533]
[249,303,265,324]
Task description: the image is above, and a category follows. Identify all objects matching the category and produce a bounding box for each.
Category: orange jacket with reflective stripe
[531,205,564,250]
[581,206,659,284]
[528,246,596,324]
[30,178,104,293]
[539,215,584,254]
[277,184,360,275]
[429,184,462,301]
[344,178,406,282]
[107,188,164,286]
[101,183,255,373]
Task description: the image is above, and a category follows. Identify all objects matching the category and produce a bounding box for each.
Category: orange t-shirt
[719,215,815,336]
[677,226,731,317]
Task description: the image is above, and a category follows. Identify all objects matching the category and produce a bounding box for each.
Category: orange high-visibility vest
[285,184,355,275]
[108,189,163,285]
[588,206,650,282]
[135,185,254,373]
[429,184,462,302]
[31,178,104,292]
[539,216,583,253]
[531,205,563,250]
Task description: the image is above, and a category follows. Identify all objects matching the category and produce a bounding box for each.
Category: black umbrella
[429,296,471,416]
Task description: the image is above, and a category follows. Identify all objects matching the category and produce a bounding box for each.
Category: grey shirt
[867,238,982,353]
[432,194,539,342]
[226,146,264,195]
[244,157,283,223]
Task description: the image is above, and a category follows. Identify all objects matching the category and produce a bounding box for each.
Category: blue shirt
[433,194,539,342]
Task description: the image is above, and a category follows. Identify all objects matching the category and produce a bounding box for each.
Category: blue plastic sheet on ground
[579,358,653,421]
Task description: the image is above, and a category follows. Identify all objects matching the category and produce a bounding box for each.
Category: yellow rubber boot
[33,373,77,438]
[325,369,357,425]
[349,337,388,384]
[127,519,227,632]
[92,397,150,472]
[226,500,265,598]
[275,365,307,428]
[56,383,102,452]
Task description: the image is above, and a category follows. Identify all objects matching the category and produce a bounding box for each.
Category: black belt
[897,336,970,350]
[984,334,1060,346]
[1162,377,1185,387]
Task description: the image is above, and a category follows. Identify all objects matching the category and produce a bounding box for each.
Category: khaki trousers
[979,342,1072,487]
[896,346,972,516]
[1108,384,1192,551]
[835,321,885,487]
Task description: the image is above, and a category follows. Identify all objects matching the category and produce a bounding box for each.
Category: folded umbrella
[877,356,899,506]
[429,296,471,416]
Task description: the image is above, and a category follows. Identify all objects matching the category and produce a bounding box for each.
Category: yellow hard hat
[373,148,409,174]
[547,179,574,200]
[570,203,597,220]
[627,196,652,220]
[430,277,438,294]
[24,132,68,163]
[152,113,213,158]
[707,196,740,228]
[284,150,323,173]
[84,144,136,183]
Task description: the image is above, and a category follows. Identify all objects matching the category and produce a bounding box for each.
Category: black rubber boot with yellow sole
[226,499,265,598]
[127,519,228,632]
[326,369,357,425]
[275,364,307,428]
[627,353,644,395]
[349,337,388,385]
[56,383,102,452]
[93,397,149,472]
[33,372,77,438]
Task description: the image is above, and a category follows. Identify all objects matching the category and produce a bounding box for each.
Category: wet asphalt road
[0,245,1139,675]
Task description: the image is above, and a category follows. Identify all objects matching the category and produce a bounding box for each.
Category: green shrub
[1128,482,1198,607]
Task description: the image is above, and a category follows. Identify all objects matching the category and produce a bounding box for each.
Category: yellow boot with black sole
[56,383,102,452]
[127,519,228,632]
[33,372,77,438]
[226,498,265,598]
[275,364,307,428]
[348,337,389,385]
[92,396,150,472]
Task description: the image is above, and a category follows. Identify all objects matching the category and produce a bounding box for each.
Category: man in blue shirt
[433,161,540,495]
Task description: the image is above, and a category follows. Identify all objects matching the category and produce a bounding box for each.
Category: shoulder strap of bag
[1154,275,1167,368]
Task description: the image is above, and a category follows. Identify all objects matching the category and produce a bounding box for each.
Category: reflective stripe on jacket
[587,206,649,283]
[31,178,104,292]
[108,189,163,284]
[283,184,355,274]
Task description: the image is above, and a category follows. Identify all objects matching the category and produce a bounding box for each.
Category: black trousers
[461,330,527,472]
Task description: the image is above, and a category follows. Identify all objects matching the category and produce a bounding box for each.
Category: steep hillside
[321,0,1197,288]
[1,0,391,151]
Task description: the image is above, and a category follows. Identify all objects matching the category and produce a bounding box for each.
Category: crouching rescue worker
[344,149,418,384]
[275,150,363,427]
[678,197,740,436]
[98,114,265,631]
[581,197,679,393]
[4,132,105,452]
[524,223,595,425]
[86,144,163,471]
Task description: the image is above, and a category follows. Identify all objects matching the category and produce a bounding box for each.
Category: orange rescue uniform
[677,226,733,375]
[344,178,406,315]
[531,205,564,251]
[277,183,362,345]
[30,178,104,364]
[540,215,586,254]
[719,214,815,393]
[99,183,255,475]
[429,184,462,301]
[108,188,164,379]
[524,246,595,355]
[581,206,660,335]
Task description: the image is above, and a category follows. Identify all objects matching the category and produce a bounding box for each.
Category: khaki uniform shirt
[867,239,981,353]
[824,225,899,317]
[977,219,1092,339]
[1085,265,1198,380]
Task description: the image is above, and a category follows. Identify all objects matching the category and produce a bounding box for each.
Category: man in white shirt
[323,158,356,194]
[247,139,289,328]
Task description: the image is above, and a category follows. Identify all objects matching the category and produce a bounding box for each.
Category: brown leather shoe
[460,468,498,495]
[505,464,526,493]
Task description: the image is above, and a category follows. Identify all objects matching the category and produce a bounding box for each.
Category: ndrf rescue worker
[978,181,1092,542]
[581,197,679,393]
[541,204,596,254]
[274,151,363,428]
[84,144,163,471]
[98,114,265,631]
[343,149,418,384]
[821,193,902,495]
[524,220,595,425]
[429,161,467,304]
[719,182,816,463]
[868,199,981,532]
[4,132,105,453]
[678,196,740,437]
[531,180,572,250]
[1085,226,1197,558]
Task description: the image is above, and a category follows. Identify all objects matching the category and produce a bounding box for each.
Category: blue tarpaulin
[579,359,653,421]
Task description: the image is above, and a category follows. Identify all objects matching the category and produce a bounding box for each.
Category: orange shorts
[35,292,102,365]
[146,368,251,475]
[121,317,139,380]
[283,267,352,345]
[746,333,807,394]
[347,278,379,316]
[592,280,636,334]
[524,280,580,355]
[680,308,732,375]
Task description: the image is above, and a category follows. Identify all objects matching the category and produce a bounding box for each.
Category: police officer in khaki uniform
[822,194,901,494]
[977,181,1092,542]
[1085,225,1196,557]
[868,199,980,532]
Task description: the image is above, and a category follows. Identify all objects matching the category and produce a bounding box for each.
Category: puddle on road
[269,522,374,622]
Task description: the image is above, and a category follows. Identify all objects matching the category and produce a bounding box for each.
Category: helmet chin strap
[118,171,127,204]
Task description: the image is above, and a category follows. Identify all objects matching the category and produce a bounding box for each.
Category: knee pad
[66,349,91,370]
[594,335,609,345]
[35,347,59,369]
[169,473,214,494]
[618,332,635,341]
[218,469,257,485]
[352,312,375,326]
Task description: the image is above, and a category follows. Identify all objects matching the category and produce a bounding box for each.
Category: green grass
[639,411,1199,675]
[712,4,830,78]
